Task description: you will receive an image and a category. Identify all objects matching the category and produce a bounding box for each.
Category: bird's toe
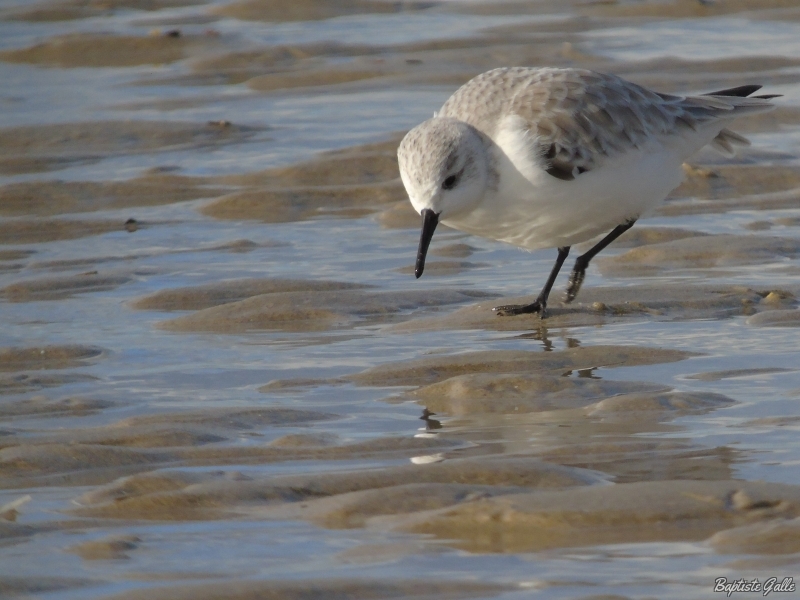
[493,301,544,317]
[564,270,585,304]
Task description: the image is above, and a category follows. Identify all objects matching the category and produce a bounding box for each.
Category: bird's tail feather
[710,127,751,157]
[688,85,777,156]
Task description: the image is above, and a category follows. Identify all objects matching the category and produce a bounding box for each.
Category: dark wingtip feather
[704,84,762,97]
[754,94,782,100]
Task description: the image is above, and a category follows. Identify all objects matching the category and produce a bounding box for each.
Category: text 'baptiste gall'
[715,577,795,597]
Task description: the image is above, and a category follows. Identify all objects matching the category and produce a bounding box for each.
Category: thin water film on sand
[1,0,800,598]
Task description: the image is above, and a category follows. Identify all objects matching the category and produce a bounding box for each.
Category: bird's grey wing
[442,67,775,181]
[502,69,692,180]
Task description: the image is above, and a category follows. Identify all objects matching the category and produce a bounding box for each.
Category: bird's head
[397,117,488,278]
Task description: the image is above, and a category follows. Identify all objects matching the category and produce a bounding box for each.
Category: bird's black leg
[494,246,570,318]
[564,219,636,303]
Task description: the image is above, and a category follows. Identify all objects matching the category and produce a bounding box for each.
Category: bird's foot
[493,300,546,318]
[564,268,586,304]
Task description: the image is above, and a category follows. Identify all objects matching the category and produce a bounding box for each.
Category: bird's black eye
[442,175,457,190]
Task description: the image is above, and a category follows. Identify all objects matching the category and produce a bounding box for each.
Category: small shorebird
[398,67,777,317]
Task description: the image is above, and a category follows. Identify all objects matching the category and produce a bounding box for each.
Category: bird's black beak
[415,208,439,279]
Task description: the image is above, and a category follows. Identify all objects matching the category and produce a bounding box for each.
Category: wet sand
[1,0,800,597]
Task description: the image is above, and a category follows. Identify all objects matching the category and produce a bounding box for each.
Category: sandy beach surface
[1,0,800,598]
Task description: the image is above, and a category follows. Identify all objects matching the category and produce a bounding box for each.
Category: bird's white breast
[441,117,688,250]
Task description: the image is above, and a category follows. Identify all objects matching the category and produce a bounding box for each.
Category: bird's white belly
[443,143,686,251]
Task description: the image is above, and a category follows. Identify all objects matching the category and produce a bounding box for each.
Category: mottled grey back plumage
[438,67,773,177]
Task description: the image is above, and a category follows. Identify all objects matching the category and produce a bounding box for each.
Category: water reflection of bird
[398,67,777,317]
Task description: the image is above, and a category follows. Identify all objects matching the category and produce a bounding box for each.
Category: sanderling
[398,67,778,317]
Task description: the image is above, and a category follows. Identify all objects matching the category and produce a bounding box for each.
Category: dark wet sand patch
[742,218,800,233]
[74,437,460,506]
[0,576,96,598]
[0,401,338,450]
[2,406,335,449]
[375,200,420,229]
[0,373,99,396]
[157,289,489,333]
[0,176,228,217]
[742,415,800,428]
[389,284,772,334]
[0,396,112,419]
[586,390,734,417]
[263,482,528,529]
[190,43,362,73]
[116,407,335,429]
[576,227,708,253]
[0,219,131,244]
[0,33,215,68]
[0,156,98,176]
[26,238,270,271]
[745,220,775,231]
[199,136,407,223]
[541,440,739,485]
[350,345,693,388]
[0,262,24,275]
[4,427,228,450]
[217,133,407,188]
[0,250,34,275]
[202,238,267,252]
[709,518,800,555]
[74,456,598,521]
[72,457,800,559]
[775,216,800,227]
[431,243,475,258]
[0,121,258,180]
[171,16,800,98]
[216,135,403,188]
[0,250,34,261]
[266,432,340,447]
[111,94,230,112]
[410,374,669,416]
[3,0,204,22]
[187,42,376,86]
[131,278,371,311]
[586,0,800,18]
[103,579,510,600]
[210,0,433,22]
[402,374,736,484]
[394,261,486,277]
[2,433,458,489]
[136,3,800,103]
[687,368,794,381]
[615,56,800,95]
[183,48,411,91]
[2,272,133,301]
[597,234,800,277]
[0,345,102,372]
[201,182,405,223]
[247,69,391,92]
[451,0,587,17]
[747,309,800,327]
[618,56,800,79]
[0,443,171,488]
[258,378,334,394]
[396,479,800,553]
[176,14,599,92]
[670,164,800,205]
[0,121,257,176]
[0,521,38,541]
[659,171,800,219]
[67,534,141,560]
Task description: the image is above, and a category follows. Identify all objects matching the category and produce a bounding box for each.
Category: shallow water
[1,1,800,598]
